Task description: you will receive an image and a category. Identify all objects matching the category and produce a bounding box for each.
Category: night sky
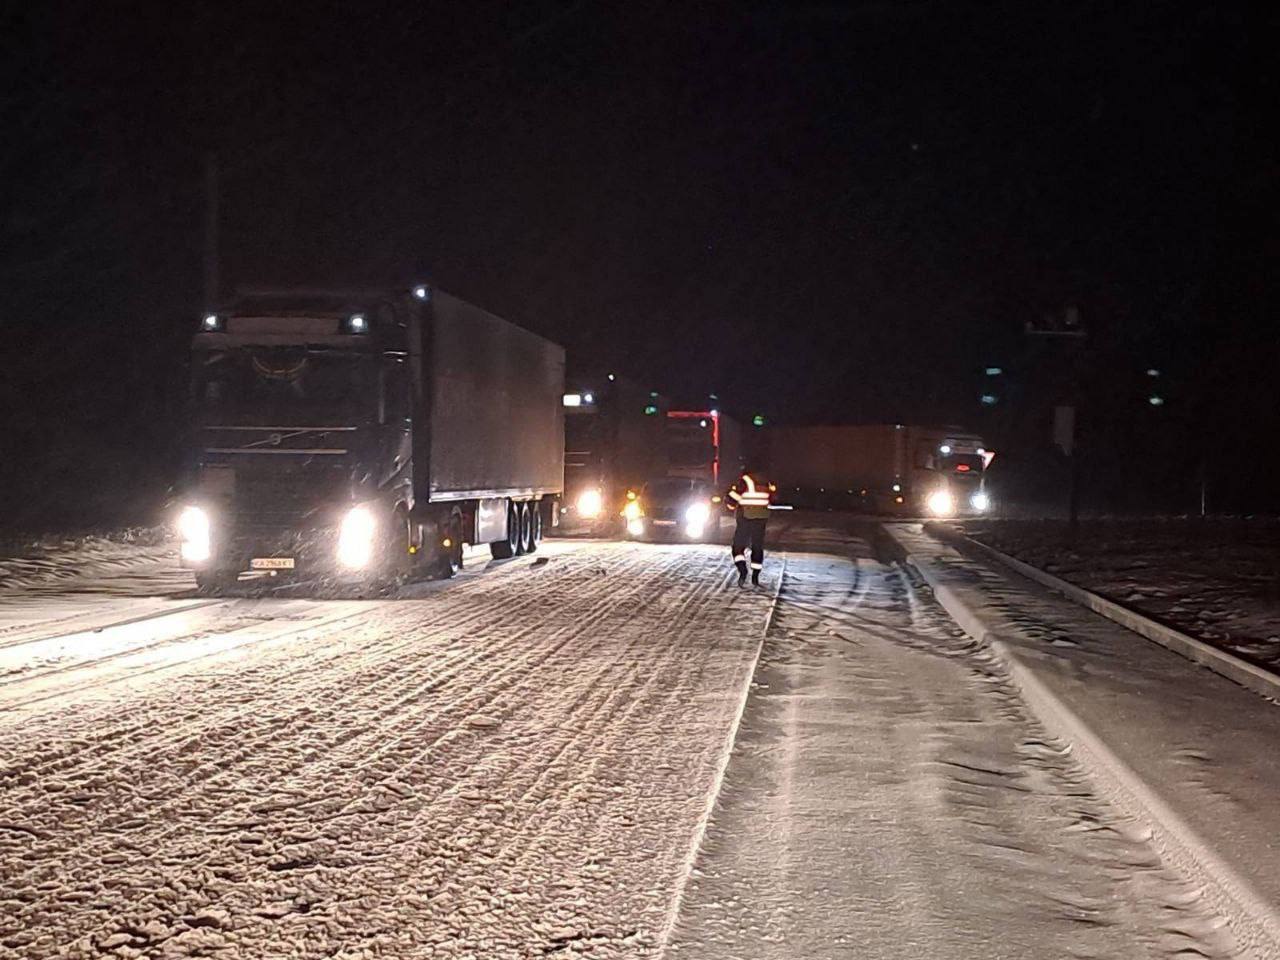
[2,1,1276,526]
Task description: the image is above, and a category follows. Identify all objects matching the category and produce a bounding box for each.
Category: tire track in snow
[0,548,642,874]
[0,546,617,797]
[0,542,771,958]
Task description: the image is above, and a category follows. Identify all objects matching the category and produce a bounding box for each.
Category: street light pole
[1028,307,1087,541]
[203,152,220,309]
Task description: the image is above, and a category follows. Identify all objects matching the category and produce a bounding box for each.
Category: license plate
[652,519,677,526]
[250,557,295,570]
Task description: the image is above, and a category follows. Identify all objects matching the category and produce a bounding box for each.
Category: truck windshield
[193,349,371,423]
[565,410,604,470]
[667,421,713,468]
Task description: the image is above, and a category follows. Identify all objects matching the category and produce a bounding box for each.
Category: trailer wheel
[195,570,238,595]
[490,502,520,559]
[526,504,542,553]
[517,502,534,554]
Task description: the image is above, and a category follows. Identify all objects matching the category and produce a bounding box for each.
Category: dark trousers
[732,516,767,573]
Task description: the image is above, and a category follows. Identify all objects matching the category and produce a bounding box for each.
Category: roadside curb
[926,521,1280,703]
[884,524,1280,959]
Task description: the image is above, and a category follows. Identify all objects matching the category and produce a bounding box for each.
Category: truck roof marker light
[346,313,368,333]
[563,393,583,407]
[201,314,222,331]
[413,285,429,300]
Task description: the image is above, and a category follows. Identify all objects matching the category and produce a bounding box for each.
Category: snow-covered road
[0,525,1261,959]
[0,541,773,958]
[669,553,1236,959]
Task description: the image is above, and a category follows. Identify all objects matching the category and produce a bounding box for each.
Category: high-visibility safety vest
[727,473,774,520]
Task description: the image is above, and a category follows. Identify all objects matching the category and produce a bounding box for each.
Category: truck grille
[232,467,348,533]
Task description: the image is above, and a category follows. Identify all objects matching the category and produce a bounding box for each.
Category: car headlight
[970,492,991,512]
[178,505,211,562]
[684,501,711,525]
[622,500,642,521]
[576,488,604,519]
[626,518,645,537]
[926,490,955,517]
[337,505,378,569]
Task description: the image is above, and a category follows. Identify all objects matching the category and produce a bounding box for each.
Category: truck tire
[517,502,534,555]
[195,570,238,595]
[527,504,542,553]
[490,502,520,559]
[435,509,464,578]
[390,507,414,584]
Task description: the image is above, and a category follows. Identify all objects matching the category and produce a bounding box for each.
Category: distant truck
[560,375,669,531]
[765,424,993,517]
[179,286,564,591]
[666,409,743,487]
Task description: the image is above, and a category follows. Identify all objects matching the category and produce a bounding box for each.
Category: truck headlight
[337,505,378,569]
[627,518,645,537]
[576,488,604,519]
[684,502,710,525]
[178,505,211,563]
[926,490,955,517]
[970,492,991,512]
[622,500,642,521]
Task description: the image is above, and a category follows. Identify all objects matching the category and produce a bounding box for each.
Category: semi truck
[178,285,564,591]
[666,409,743,487]
[765,424,993,517]
[560,375,669,531]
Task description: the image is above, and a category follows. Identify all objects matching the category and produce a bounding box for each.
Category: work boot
[735,560,748,586]
[751,569,761,587]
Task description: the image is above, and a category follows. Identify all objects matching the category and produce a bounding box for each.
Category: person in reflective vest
[726,469,774,586]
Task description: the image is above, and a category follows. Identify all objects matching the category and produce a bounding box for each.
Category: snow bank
[961,518,1280,669]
